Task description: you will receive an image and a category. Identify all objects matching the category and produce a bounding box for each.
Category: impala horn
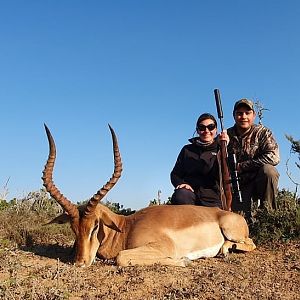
[42,124,79,219]
[85,124,122,215]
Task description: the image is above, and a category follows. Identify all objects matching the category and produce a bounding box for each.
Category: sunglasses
[197,123,216,131]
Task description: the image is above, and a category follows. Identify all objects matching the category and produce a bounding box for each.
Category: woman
[170,113,224,208]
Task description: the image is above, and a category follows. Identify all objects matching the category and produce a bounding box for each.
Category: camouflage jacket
[227,124,280,182]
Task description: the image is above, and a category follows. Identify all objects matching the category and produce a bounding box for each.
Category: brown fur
[51,204,256,267]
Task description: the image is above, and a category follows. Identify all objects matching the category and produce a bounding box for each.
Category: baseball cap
[233,99,254,112]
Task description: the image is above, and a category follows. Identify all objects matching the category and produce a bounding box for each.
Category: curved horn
[42,124,79,219]
[85,124,122,214]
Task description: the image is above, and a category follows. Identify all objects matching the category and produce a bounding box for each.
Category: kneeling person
[170,113,224,208]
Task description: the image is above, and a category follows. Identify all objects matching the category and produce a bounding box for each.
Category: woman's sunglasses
[197,123,216,131]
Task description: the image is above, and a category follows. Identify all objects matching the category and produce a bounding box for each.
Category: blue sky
[1,1,299,209]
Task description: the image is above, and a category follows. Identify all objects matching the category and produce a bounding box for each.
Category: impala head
[42,124,122,267]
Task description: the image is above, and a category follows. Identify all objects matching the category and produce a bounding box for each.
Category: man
[221,99,280,221]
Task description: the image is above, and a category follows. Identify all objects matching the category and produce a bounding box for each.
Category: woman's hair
[196,113,217,129]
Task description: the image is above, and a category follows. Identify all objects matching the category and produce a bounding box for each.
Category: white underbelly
[164,223,225,260]
[185,240,224,260]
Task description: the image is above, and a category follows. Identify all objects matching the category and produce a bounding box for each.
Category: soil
[0,241,299,299]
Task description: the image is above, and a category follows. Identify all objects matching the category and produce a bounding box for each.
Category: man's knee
[257,164,279,210]
[260,164,279,181]
[170,188,196,205]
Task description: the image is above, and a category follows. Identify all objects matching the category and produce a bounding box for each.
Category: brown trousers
[232,164,279,221]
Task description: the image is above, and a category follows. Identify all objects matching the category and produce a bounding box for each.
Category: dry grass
[0,238,299,299]
[0,193,299,299]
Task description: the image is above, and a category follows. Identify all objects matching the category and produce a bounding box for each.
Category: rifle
[214,89,242,210]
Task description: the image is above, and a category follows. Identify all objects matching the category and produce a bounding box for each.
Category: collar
[188,137,218,150]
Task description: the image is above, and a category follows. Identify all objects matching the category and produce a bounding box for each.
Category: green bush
[0,189,72,248]
[0,199,9,211]
[0,207,74,248]
[251,189,300,244]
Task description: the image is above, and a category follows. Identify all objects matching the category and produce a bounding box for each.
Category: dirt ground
[0,240,299,300]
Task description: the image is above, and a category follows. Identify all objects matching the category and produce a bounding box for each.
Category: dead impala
[42,124,256,267]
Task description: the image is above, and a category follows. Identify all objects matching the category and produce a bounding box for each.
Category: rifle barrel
[214,89,224,131]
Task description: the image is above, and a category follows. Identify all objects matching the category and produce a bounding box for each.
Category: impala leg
[69,240,77,259]
[116,243,191,267]
[220,238,256,256]
[219,213,251,241]
[218,212,256,256]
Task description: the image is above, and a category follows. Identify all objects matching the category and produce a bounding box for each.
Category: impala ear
[101,211,122,232]
[45,213,72,225]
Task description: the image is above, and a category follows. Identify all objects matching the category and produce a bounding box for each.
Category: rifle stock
[214,89,232,211]
[219,142,232,211]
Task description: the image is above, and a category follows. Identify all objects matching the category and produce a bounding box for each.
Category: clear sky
[1,1,299,209]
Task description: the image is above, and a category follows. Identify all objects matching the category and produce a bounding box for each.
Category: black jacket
[170,138,221,207]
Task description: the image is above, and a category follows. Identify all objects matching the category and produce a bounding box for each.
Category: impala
[42,124,256,267]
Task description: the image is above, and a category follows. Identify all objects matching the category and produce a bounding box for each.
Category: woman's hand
[176,183,194,192]
[218,130,230,144]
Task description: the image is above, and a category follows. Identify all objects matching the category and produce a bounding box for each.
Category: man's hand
[176,183,194,192]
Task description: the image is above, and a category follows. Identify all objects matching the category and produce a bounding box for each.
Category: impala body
[42,124,256,267]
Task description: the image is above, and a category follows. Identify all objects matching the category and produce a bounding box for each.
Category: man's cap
[233,98,254,112]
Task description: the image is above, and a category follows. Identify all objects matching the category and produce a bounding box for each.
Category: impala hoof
[182,257,192,267]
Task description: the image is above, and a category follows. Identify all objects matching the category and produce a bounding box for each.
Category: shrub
[0,189,72,249]
[251,189,300,244]
[0,207,74,248]
[0,199,10,211]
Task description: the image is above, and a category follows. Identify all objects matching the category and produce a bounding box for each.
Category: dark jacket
[170,138,222,207]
